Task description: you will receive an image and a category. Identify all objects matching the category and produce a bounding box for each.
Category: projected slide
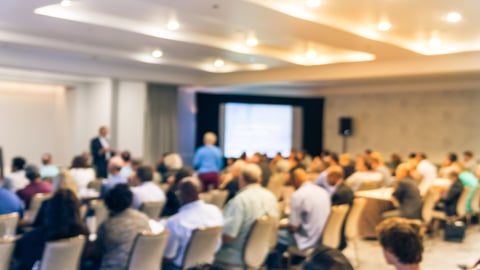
[223,103,293,158]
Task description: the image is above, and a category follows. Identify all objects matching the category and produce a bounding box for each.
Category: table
[355,188,395,238]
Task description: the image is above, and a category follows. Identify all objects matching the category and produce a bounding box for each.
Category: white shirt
[69,168,96,192]
[416,159,438,196]
[131,182,166,209]
[3,170,29,192]
[164,200,224,267]
[289,182,331,250]
[99,136,111,159]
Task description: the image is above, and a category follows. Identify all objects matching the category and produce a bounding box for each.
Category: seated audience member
[251,152,272,187]
[376,217,423,270]
[39,153,59,179]
[314,153,340,195]
[434,171,463,216]
[339,153,355,179]
[163,177,224,270]
[458,165,479,214]
[11,189,89,270]
[69,155,96,193]
[327,166,354,206]
[268,167,331,269]
[163,152,184,182]
[383,164,422,220]
[370,152,393,187]
[412,153,437,196]
[303,245,354,270]
[94,184,151,269]
[345,159,383,191]
[119,150,134,178]
[0,187,24,217]
[439,152,462,177]
[220,160,246,202]
[162,167,194,217]
[215,164,278,268]
[101,159,127,196]
[194,132,223,192]
[266,159,290,200]
[52,168,79,195]
[16,165,52,209]
[2,157,28,192]
[389,154,402,176]
[463,151,477,173]
[131,165,166,209]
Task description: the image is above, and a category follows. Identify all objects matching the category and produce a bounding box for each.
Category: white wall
[116,81,147,158]
[324,89,480,164]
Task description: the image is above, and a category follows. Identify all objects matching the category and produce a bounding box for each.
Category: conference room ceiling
[1,0,480,86]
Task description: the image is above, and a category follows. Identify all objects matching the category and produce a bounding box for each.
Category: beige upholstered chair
[321,204,350,249]
[140,201,166,220]
[39,235,86,270]
[432,186,471,221]
[127,231,170,270]
[243,216,276,269]
[27,193,52,222]
[0,212,19,239]
[209,190,229,209]
[344,198,367,266]
[467,187,480,224]
[421,188,440,226]
[0,239,15,270]
[357,180,381,191]
[89,199,108,233]
[182,226,223,269]
[199,192,213,204]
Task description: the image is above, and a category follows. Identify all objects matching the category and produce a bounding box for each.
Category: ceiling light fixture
[245,33,258,47]
[305,49,317,59]
[305,0,321,8]
[60,0,72,7]
[446,12,462,23]
[213,58,224,68]
[377,21,392,31]
[429,36,442,47]
[166,16,180,30]
[151,49,163,58]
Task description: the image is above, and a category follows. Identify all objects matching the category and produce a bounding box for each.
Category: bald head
[99,126,108,137]
[326,165,344,186]
[291,167,308,189]
[395,163,411,180]
[179,177,201,204]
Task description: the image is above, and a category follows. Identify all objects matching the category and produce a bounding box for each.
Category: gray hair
[275,159,290,174]
[241,163,262,184]
[164,153,183,170]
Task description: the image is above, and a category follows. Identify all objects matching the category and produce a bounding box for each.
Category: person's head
[41,153,52,165]
[99,126,108,137]
[121,151,131,163]
[370,157,381,169]
[445,152,458,165]
[136,165,153,183]
[274,159,290,174]
[290,167,308,189]
[71,155,88,169]
[364,149,372,159]
[231,160,247,177]
[356,159,372,172]
[338,154,351,167]
[54,168,79,194]
[44,188,83,239]
[415,152,427,162]
[303,245,354,270]
[164,153,183,171]
[239,163,262,188]
[172,166,194,189]
[395,163,411,180]
[463,151,473,161]
[376,218,423,268]
[105,184,133,213]
[329,153,339,166]
[326,165,344,186]
[447,171,460,183]
[178,177,201,205]
[391,154,402,163]
[108,157,123,175]
[12,157,26,172]
[203,132,217,145]
[25,165,40,182]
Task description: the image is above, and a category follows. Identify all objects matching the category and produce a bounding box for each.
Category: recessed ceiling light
[213,58,224,68]
[246,36,258,47]
[305,0,321,8]
[377,21,392,31]
[151,49,163,58]
[446,12,462,23]
[166,19,180,30]
[305,49,317,59]
[429,37,442,47]
[60,0,72,7]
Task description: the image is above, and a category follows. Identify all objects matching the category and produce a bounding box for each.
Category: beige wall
[324,89,480,164]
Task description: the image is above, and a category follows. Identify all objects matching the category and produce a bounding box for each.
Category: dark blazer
[392,177,423,219]
[439,181,464,216]
[90,137,109,178]
[332,182,354,206]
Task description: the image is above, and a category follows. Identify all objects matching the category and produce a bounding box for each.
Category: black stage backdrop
[195,93,324,156]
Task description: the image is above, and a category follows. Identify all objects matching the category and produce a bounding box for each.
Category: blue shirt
[193,145,222,173]
[40,165,60,179]
[314,170,335,195]
[0,188,24,218]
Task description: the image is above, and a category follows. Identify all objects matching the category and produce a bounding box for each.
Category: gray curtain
[143,84,178,166]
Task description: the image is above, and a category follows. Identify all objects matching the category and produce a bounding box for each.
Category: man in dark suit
[327,166,354,206]
[90,126,112,178]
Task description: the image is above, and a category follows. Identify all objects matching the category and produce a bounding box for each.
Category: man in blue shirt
[0,187,24,218]
[193,132,222,192]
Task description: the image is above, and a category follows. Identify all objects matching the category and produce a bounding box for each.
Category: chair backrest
[0,212,19,239]
[127,231,169,270]
[243,216,276,269]
[457,186,471,217]
[29,193,52,220]
[140,201,166,220]
[357,180,380,191]
[39,235,86,270]
[199,192,213,204]
[344,199,366,240]
[321,204,350,249]
[470,186,480,214]
[0,239,15,270]
[182,226,223,269]
[209,190,229,209]
[90,199,108,233]
[421,188,439,224]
